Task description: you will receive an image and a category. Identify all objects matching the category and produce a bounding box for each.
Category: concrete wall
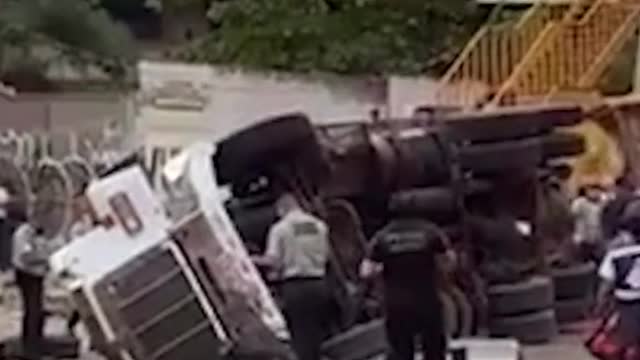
[137,61,388,146]
[0,93,133,158]
[387,76,442,117]
[138,62,490,152]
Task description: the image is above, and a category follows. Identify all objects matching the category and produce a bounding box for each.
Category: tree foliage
[181,0,482,75]
[0,0,136,90]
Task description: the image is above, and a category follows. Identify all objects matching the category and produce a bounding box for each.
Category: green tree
[181,0,481,75]
[0,0,136,91]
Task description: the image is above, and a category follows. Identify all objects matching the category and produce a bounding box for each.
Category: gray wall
[0,93,133,158]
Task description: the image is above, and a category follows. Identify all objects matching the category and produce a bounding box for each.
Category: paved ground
[522,322,594,360]
[0,277,595,360]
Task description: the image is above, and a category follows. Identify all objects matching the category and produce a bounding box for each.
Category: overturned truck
[216,104,588,348]
[51,104,588,360]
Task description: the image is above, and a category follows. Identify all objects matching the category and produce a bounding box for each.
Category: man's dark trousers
[16,269,45,359]
[386,294,446,360]
[281,278,331,360]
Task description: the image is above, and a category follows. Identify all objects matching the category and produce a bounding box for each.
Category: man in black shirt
[360,219,453,360]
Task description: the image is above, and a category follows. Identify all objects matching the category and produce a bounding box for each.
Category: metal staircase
[437,0,640,110]
[436,3,568,108]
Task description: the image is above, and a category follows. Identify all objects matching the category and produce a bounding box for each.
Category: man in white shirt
[572,184,606,261]
[12,212,62,360]
[254,194,331,360]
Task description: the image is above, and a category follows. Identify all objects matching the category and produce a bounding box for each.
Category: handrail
[575,0,604,25]
[490,22,560,106]
[437,0,640,109]
[437,26,490,86]
[578,6,640,87]
[515,2,546,29]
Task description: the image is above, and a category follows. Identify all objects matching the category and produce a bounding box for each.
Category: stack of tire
[551,262,597,325]
[488,276,558,344]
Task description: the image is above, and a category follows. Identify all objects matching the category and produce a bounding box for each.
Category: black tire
[321,319,387,360]
[489,309,558,344]
[214,113,320,185]
[551,262,596,300]
[443,105,582,143]
[389,187,456,221]
[458,138,543,173]
[541,132,585,159]
[555,297,592,324]
[388,181,492,220]
[393,134,450,188]
[488,276,554,317]
[226,201,277,252]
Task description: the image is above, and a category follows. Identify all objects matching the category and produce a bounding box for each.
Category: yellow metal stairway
[436,0,640,110]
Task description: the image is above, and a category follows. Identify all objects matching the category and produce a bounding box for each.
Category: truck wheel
[388,181,492,220]
[542,132,585,159]
[551,262,596,300]
[214,113,320,185]
[321,319,387,360]
[488,276,554,317]
[555,297,592,323]
[393,134,450,188]
[458,138,542,173]
[489,309,558,344]
[389,187,456,221]
[444,106,582,143]
[226,201,277,251]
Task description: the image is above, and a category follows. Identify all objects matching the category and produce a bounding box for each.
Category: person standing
[601,177,637,247]
[64,193,94,337]
[572,184,606,262]
[0,186,12,271]
[254,194,331,360]
[360,219,454,360]
[12,212,59,360]
[596,200,640,355]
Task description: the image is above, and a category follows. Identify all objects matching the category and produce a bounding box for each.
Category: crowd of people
[569,177,640,358]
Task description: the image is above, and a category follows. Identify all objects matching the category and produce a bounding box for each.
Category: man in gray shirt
[254,193,331,360]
